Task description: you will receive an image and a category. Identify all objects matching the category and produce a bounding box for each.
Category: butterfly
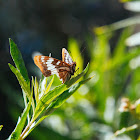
[34,48,76,83]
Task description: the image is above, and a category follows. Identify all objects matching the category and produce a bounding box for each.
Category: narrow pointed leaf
[38,77,47,99]
[45,76,54,94]
[7,95,32,140]
[0,125,3,131]
[33,84,67,121]
[105,47,140,71]
[34,77,39,104]
[8,63,30,98]
[113,28,132,61]
[49,77,92,109]
[9,38,30,86]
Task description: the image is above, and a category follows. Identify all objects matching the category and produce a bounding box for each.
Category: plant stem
[19,121,33,140]
[110,124,138,140]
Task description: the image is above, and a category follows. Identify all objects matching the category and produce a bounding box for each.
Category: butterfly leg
[75,67,79,75]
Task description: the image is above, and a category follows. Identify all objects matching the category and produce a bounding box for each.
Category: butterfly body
[34,48,76,83]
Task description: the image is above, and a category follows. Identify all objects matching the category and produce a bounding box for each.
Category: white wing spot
[51,69,57,75]
[48,58,54,62]
[46,58,56,70]
[41,57,45,61]
[46,58,53,65]
[47,64,55,70]
[63,49,73,65]
[60,78,63,82]
[56,61,61,65]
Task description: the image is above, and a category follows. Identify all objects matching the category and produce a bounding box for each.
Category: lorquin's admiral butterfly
[34,48,76,83]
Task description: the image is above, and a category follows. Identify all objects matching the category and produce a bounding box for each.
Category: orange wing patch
[62,48,65,62]
[34,56,52,77]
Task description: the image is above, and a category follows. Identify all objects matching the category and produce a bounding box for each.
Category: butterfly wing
[62,48,73,65]
[34,55,71,83]
[58,69,71,83]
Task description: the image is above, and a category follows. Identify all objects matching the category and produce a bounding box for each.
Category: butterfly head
[70,62,76,75]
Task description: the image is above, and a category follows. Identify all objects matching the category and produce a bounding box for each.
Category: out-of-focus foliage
[0,125,3,131]
[43,26,140,140]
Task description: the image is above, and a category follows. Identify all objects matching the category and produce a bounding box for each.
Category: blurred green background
[0,0,140,140]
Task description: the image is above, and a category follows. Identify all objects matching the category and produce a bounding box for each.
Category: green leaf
[7,95,32,140]
[0,125,3,131]
[8,63,30,98]
[92,33,111,72]
[33,63,89,121]
[33,84,67,121]
[45,76,54,94]
[105,47,140,71]
[113,28,133,61]
[137,136,140,140]
[34,77,39,104]
[38,76,48,99]
[22,76,93,139]
[49,77,92,109]
[9,38,30,86]
[68,38,83,73]
[94,16,140,35]
[136,102,140,119]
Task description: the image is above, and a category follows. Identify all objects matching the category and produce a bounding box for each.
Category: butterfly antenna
[75,67,79,75]
[49,53,51,57]
[75,47,86,61]
[68,49,74,60]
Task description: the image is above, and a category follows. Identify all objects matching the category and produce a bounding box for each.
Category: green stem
[19,120,34,140]
[110,124,138,140]
[22,90,30,124]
